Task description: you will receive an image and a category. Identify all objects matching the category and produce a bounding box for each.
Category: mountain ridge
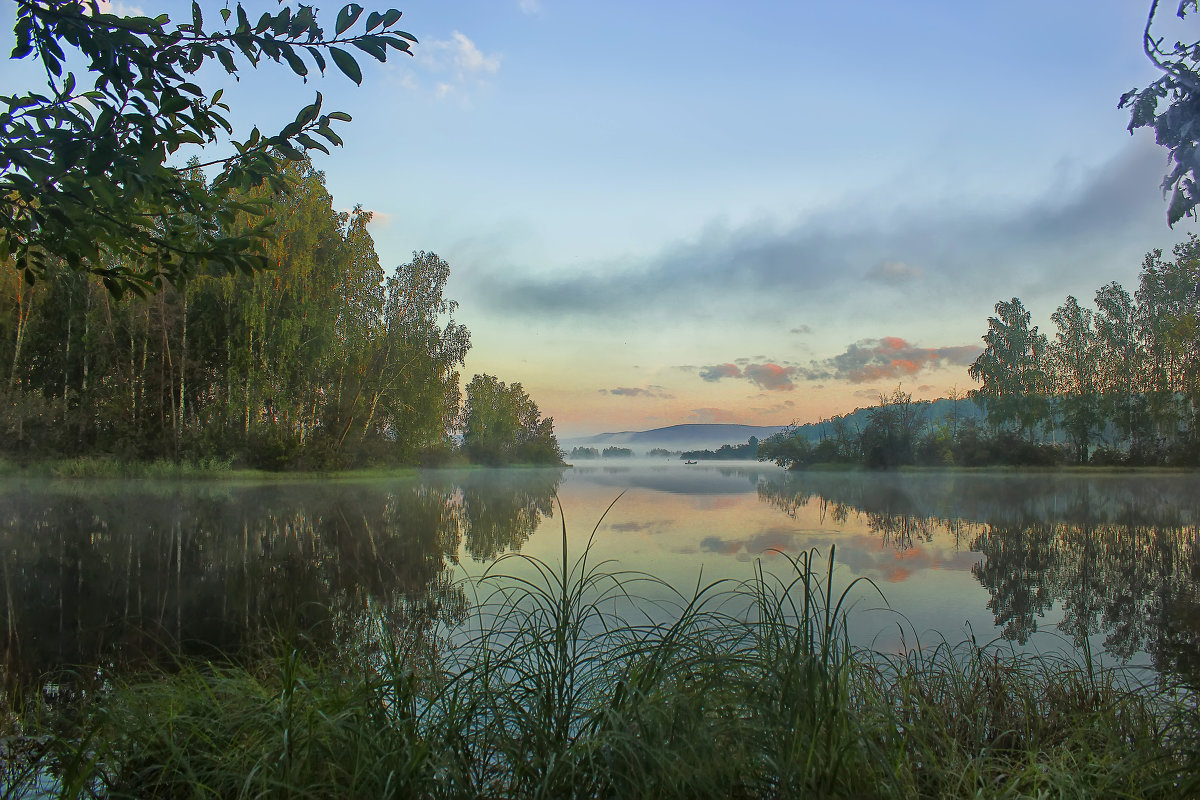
[562,423,788,453]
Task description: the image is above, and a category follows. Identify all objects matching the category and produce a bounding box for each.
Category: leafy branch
[1121,0,1200,225]
[1,1,417,295]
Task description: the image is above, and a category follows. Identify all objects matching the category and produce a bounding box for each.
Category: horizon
[563,394,976,440]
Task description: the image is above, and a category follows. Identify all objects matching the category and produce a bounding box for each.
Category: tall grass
[6,502,1197,799]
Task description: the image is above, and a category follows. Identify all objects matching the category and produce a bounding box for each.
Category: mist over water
[3,463,1198,702]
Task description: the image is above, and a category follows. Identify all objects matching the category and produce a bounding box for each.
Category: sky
[6,1,1194,436]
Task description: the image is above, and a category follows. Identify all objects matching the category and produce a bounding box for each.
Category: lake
[2,462,1198,702]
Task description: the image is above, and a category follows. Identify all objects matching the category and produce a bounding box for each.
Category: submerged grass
[6,501,1197,799]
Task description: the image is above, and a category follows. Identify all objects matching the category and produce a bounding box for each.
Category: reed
[7,504,1196,799]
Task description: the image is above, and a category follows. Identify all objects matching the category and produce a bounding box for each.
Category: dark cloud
[802,336,981,383]
[469,140,1177,317]
[703,338,979,393]
[610,521,660,533]
[699,361,798,391]
[699,363,742,382]
[790,325,813,335]
[600,385,674,398]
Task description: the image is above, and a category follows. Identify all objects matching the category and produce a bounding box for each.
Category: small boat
[684,460,697,465]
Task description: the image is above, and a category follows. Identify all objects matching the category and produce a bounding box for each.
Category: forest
[761,236,1200,469]
[0,160,561,469]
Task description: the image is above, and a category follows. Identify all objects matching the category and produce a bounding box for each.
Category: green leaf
[329,47,362,84]
[352,39,387,61]
[220,7,231,23]
[283,46,308,77]
[306,47,326,72]
[336,4,364,36]
[11,18,33,59]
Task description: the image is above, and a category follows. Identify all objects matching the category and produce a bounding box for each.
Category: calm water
[2,462,1198,699]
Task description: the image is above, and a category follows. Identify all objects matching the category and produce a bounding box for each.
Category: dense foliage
[2,1,415,293]
[679,437,759,461]
[0,161,481,468]
[461,375,563,466]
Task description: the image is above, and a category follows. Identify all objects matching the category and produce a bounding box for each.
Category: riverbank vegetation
[4,544,1196,799]
[762,237,1200,470]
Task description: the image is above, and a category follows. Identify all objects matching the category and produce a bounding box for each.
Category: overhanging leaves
[1,1,418,295]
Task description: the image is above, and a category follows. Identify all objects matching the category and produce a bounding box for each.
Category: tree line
[969,236,1200,464]
[0,160,561,468]
[761,238,1200,469]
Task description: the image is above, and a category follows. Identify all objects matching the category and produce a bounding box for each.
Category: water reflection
[757,470,1200,685]
[0,468,564,698]
[6,464,1197,698]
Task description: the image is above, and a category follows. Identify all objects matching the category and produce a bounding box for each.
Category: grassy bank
[0,455,574,481]
[5,526,1196,799]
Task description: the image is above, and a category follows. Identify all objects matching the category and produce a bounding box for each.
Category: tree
[1094,281,1147,448]
[1120,0,1200,224]
[1135,236,1200,440]
[859,385,926,468]
[1050,295,1102,463]
[461,375,562,466]
[2,1,416,294]
[968,298,1051,439]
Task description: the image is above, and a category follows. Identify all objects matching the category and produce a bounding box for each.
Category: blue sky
[7,1,1191,435]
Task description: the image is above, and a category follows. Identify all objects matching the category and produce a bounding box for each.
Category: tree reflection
[756,471,1200,686]
[451,468,562,561]
[0,468,563,701]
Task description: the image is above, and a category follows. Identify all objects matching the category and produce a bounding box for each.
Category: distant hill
[562,423,788,454]
[562,400,991,458]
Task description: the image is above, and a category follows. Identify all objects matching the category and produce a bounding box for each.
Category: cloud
[609,521,659,533]
[802,337,981,383]
[743,363,797,391]
[699,363,742,382]
[599,385,674,398]
[469,140,1175,317]
[518,0,541,12]
[699,361,797,391]
[405,31,501,97]
[867,260,923,284]
[790,325,813,335]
